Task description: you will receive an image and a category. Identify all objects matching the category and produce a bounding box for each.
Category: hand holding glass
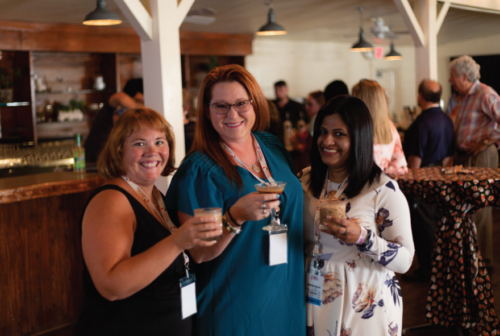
[319,200,347,234]
[194,207,223,241]
[255,182,287,232]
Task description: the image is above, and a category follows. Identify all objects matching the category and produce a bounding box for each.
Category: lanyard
[221,134,276,185]
[312,173,349,257]
[122,176,191,277]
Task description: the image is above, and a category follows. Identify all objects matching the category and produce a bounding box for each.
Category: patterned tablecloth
[396,167,500,335]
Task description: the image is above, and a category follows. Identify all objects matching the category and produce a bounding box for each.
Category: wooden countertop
[0,171,105,204]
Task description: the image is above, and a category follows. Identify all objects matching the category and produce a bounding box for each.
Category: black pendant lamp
[83,0,122,26]
[257,1,287,36]
[384,42,402,60]
[351,6,373,52]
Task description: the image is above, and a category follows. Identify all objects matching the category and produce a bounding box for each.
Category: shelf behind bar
[0,102,30,107]
[35,89,110,95]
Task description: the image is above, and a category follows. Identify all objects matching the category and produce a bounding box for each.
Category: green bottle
[73,133,86,172]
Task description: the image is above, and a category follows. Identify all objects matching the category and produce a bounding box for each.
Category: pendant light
[351,6,373,52]
[384,42,402,60]
[256,1,287,36]
[83,0,122,26]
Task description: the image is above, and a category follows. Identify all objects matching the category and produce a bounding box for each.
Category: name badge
[180,274,197,319]
[306,271,324,306]
[269,231,288,266]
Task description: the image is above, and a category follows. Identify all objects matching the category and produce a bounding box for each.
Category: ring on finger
[261,204,266,209]
[344,227,348,236]
[263,209,267,215]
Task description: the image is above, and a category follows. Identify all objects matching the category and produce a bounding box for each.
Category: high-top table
[395,167,500,335]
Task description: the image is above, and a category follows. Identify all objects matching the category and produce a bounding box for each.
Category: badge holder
[267,214,288,266]
[306,242,324,306]
[179,269,197,319]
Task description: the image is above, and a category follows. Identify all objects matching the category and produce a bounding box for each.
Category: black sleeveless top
[73,185,192,336]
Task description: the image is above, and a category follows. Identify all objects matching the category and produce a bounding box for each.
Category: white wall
[438,32,500,109]
[245,37,416,126]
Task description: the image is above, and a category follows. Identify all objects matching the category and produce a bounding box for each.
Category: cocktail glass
[255,181,287,232]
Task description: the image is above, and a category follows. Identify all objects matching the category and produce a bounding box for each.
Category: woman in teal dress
[165,64,305,336]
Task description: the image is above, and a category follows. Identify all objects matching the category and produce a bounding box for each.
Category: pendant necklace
[241,157,261,173]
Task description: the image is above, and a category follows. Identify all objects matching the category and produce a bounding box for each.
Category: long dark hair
[308,95,381,199]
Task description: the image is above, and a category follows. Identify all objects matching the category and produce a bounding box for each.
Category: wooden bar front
[0,172,104,335]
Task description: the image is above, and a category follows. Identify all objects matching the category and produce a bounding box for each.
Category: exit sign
[374,46,384,59]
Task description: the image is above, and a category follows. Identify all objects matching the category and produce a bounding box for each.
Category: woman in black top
[73,108,221,336]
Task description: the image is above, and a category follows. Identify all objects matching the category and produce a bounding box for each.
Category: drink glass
[194,207,223,241]
[254,182,287,232]
[319,200,347,234]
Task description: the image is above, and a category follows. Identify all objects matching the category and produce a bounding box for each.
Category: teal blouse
[165,132,305,336]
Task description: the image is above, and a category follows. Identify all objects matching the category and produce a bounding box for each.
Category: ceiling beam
[446,0,500,12]
[392,0,425,47]
[176,0,195,28]
[114,0,153,41]
[436,1,450,33]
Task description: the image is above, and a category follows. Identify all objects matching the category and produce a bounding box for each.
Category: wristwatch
[223,213,241,235]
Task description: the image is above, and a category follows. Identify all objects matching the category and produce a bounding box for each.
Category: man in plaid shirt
[450,55,500,270]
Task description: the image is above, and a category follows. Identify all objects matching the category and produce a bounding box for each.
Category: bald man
[403,79,454,281]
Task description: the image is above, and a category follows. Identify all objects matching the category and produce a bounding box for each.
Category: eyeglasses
[208,99,253,115]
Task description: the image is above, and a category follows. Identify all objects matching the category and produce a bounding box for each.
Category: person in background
[445,87,461,123]
[165,64,305,336]
[182,88,195,153]
[73,108,221,336]
[323,79,349,102]
[84,78,144,165]
[266,99,281,139]
[352,79,408,175]
[402,79,454,281]
[290,90,325,172]
[274,80,308,140]
[449,55,500,270]
[300,95,414,335]
[305,90,325,137]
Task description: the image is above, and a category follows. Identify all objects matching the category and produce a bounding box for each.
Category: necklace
[240,157,261,173]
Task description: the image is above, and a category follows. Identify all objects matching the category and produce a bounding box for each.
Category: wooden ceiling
[1,0,500,46]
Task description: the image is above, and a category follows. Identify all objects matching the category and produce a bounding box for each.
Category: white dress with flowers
[300,167,414,336]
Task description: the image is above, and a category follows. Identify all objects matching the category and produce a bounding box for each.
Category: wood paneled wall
[0,191,92,335]
[0,20,253,56]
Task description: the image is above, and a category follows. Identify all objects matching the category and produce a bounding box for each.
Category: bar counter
[0,172,105,336]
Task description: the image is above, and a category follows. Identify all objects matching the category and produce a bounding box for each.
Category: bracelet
[356,226,368,245]
[228,207,243,227]
[223,213,241,235]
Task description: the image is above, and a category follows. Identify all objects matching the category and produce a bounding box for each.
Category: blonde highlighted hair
[352,79,393,145]
[97,108,176,179]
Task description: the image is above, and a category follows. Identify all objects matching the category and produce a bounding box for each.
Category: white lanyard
[312,173,349,256]
[122,176,191,276]
[221,134,276,185]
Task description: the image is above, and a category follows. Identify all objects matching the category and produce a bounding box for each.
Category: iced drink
[319,200,347,234]
[194,207,223,241]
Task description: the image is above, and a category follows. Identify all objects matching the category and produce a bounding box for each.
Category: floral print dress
[373,122,408,175]
[301,168,414,336]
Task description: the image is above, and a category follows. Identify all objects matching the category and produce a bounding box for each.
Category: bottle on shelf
[297,112,307,135]
[295,112,308,152]
[73,133,86,173]
[283,112,294,152]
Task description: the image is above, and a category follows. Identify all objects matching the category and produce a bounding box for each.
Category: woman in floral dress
[352,79,407,176]
[300,95,414,336]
